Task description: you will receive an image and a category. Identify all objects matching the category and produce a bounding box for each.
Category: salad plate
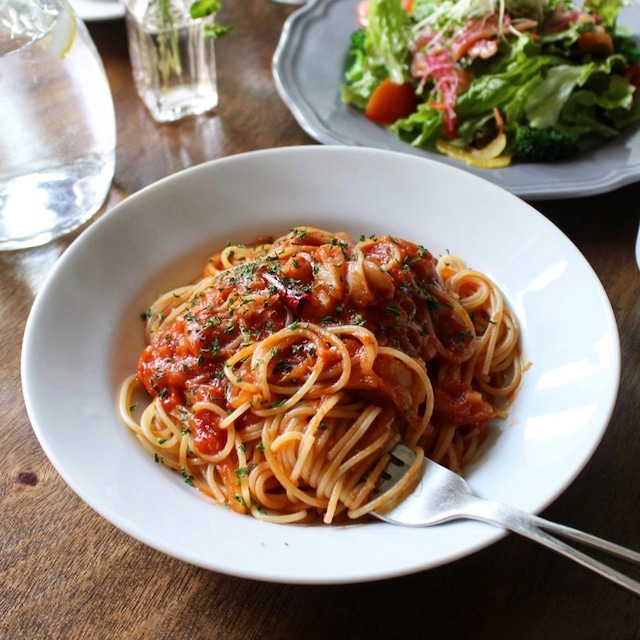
[22,146,620,584]
[273,0,640,200]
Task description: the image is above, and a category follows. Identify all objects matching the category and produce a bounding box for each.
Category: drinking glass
[0,0,116,251]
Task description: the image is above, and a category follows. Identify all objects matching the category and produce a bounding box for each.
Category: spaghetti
[119,227,521,524]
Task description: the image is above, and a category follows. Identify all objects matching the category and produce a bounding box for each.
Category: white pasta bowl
[21,146,619,584]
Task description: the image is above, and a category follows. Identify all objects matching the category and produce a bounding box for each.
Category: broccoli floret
[345,29,367,83]
[512,125,580,163]
[349,27,366,52]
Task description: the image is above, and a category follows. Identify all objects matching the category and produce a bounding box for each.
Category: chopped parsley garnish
[180,468,194,485]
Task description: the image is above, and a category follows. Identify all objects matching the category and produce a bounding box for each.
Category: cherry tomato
[577,26,613,57]
[365,79,417,125]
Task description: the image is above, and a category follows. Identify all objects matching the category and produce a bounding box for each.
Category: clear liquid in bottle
[125,0,218,123]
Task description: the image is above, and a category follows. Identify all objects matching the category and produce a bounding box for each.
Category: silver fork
[373,444,640,595]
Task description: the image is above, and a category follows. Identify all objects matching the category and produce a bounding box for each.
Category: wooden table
[2,2,640,637]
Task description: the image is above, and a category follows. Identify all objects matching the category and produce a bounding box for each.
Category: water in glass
[0,0,116,250]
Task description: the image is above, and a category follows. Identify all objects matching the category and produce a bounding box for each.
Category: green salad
[342,0,640,166]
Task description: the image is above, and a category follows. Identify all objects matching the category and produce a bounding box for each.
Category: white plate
[272,0,640,200]
[21,146,620,584]
[70,0,124,21]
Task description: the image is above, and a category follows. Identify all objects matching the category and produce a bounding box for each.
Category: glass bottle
[124,0,219,123]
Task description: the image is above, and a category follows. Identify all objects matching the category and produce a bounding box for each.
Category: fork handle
[465,498,640,596]
[527,511,640,564]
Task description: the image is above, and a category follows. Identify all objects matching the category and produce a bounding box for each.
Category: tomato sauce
[137,232,488,447]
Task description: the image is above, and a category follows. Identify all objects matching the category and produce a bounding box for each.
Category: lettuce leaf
[342,0,410,106]
[584,0,628,28]
[366,0,410,84]
[525,65,587,128]
[526,55,635,129]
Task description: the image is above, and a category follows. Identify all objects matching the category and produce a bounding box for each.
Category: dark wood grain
[1,2,640,638]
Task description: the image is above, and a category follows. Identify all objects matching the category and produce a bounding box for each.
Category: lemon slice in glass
[0,0,77,59]
[44,0,77,60]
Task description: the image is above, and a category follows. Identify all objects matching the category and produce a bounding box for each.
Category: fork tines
[375,444,420,497]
